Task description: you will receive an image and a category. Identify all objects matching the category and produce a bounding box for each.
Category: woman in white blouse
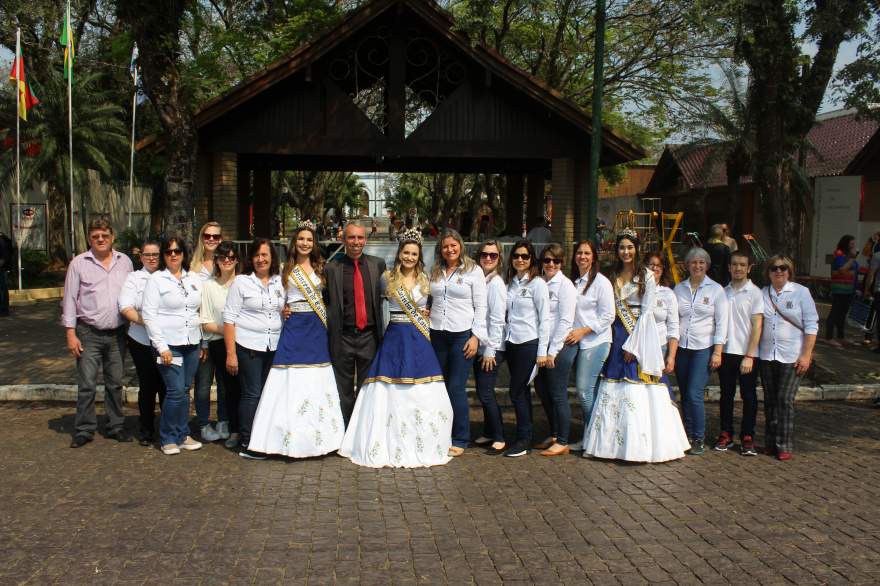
[472,240,508,455]
[199,240,240,448]
[645,252,680,400]
[759,255,818,461]
[223,238,285,460]
[142,236,204,455]
[533,243,578,456]
[189,221,225,443]
[502,239,550,458]
[429,229,488,456]
[673,247,729,455]
[118,238,164,446]
[564,240,614,451]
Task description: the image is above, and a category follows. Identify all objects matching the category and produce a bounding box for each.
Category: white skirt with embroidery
[339,380,453,468]
[247,365,345,458]
[583,380,690,463]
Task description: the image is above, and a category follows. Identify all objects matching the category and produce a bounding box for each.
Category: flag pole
[66,0,75,256]
[128,67,137,228]
[14,28,23,291]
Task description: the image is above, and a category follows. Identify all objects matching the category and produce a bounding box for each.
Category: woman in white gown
[339,228,454,467]
[247,223,345,457]
[583,230,690,463]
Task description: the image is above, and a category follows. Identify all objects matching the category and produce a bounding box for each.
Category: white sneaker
[200,424,221,442]
[180,436,203,451]
[215,421,230,440]
[161,443,180,455]
[568,441,584,451]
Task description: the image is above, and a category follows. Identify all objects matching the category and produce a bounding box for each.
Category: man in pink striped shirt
[61,218,133,448]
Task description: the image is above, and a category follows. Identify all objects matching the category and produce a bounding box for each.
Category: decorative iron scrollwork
[328,26,391,133]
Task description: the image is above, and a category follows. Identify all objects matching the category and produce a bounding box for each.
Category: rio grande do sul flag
[8,37,40,120]
[60,0,75,82]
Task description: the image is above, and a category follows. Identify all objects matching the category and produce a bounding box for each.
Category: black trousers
[127,337,166,434]
[825,293,852,340]
[718,353,758,439]
[209,340,241,433]
[331,329,378,425]
[236,344,274,447]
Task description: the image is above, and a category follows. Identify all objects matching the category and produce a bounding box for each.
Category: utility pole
[587,0,605,244]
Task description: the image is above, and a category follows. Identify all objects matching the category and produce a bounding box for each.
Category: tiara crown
[297,220,316,231]
[397,227,422,244]
[618,227,639,241]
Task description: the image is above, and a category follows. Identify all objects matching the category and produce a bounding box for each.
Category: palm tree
[0,69,129,264]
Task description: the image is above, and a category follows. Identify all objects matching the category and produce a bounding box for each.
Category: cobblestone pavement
[2,400,879,584]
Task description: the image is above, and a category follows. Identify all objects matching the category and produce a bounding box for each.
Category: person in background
[705,224,731,286]
[429,228,488,456]
[565,240,614,452]
[62,218,133,448]
[501,239,550,457]
[142,235,204,455]
[862,232,880,350]
[189,221,225,442]
[721,223,738,252]
[119,238,165,446]
[200,240,241,449]
[472,240,508,456]
[826,234,859,349]
[533,243,578,457]
[0,228,12,316]
[759,255,818,460]
[645,252,679,397]
[715,251,763,456]
[674,247,728,455]
[223,238,285,459]
[526,217,552,252]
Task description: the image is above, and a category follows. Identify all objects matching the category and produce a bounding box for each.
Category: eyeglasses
[479,252,499,260]
[141,252,160,259]
[164,249,183,256]
[541,258,561,265]
[90,233,112,241]
[647,263,663,269]
[769,265,789,272]
[203,233,222,241]
[217,255,237,263]
[511,253,531,261]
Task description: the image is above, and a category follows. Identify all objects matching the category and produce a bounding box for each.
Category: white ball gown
[248,268,345,457]
[584,270,690,463]
[339,282,453,467]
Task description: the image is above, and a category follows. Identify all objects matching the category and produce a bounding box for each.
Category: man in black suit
[326,222,386,424]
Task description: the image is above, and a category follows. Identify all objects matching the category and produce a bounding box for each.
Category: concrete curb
[2,384,879,404]
[10,287,64,305]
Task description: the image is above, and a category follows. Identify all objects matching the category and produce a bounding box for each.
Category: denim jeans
[431,329,475,448]
[675,347,711,440]
[718,353,759,438]
[74,323,127,438]
[236,344,275,448]
[194,348,227,426]
[157,344,200,446]
[506,340,538,442]
[574,342,611,439]
[473,351,505,443]
[534,343,578,445]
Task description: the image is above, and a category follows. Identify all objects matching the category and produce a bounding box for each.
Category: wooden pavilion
[193,0,644,243]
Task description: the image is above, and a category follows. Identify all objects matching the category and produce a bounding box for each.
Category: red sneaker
[714,431,734,451]
[741,435,757,456]
[777,451,792,461]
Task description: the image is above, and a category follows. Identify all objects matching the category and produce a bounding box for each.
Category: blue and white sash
[290,265,328,328]
[614,285,638,335]
[394,285,431,340]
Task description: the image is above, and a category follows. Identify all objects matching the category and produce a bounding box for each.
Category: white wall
[810,175,879,277]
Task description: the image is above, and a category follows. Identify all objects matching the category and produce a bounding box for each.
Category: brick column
[505,174,524,236]
[551,158,588,245]
[209,153,240,238]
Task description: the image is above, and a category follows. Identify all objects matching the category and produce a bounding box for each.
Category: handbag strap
[767,290,804,333]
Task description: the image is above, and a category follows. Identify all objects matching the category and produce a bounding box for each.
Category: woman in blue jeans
[472,240,508,455]
[429,229,488,457]
[565,240,615,451]
[533,243,578,456]
[142,236,204,455]
[222,238,285,460]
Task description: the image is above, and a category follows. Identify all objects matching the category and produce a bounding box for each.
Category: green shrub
[20,249,49,279]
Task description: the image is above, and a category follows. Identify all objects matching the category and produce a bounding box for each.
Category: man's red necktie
[353,258,367,330]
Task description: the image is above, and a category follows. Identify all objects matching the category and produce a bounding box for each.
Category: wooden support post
[526,173,544,231]
[505,174,525,236]
[252,168,272,238]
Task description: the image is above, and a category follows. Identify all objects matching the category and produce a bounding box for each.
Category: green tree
[837,4,880,119]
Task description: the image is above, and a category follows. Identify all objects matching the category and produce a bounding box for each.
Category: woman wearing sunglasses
[190,221,226,443]
[501,239,550,457]
[759,256,818,461]
[472,240,508,455]
[533,243,578,456]
[142,236,204,455]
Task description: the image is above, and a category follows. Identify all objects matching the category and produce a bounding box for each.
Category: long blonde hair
[431,228,475,281]
[386,240,430,297]
[190,221,223,274]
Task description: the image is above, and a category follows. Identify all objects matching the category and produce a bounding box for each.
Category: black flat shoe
[106,430,133,443]
[485,444,506,456]
[70,435,92,448]
[137,431,154,446]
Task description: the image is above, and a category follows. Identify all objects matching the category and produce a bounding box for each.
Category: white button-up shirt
[118,268,156,346]
[480,273,507,358]
[223,273,284,352]
[142,269,203,353]
[759,282,819,363]
[653,285,679,344]
[675,276,729,350]
[505,274,550,354]
[429,264,488,343]
[545,272,577,357]
[572,272,615,349]
[724,279,764,356]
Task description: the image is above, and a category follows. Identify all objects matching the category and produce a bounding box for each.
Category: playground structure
[608,198,686,283]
